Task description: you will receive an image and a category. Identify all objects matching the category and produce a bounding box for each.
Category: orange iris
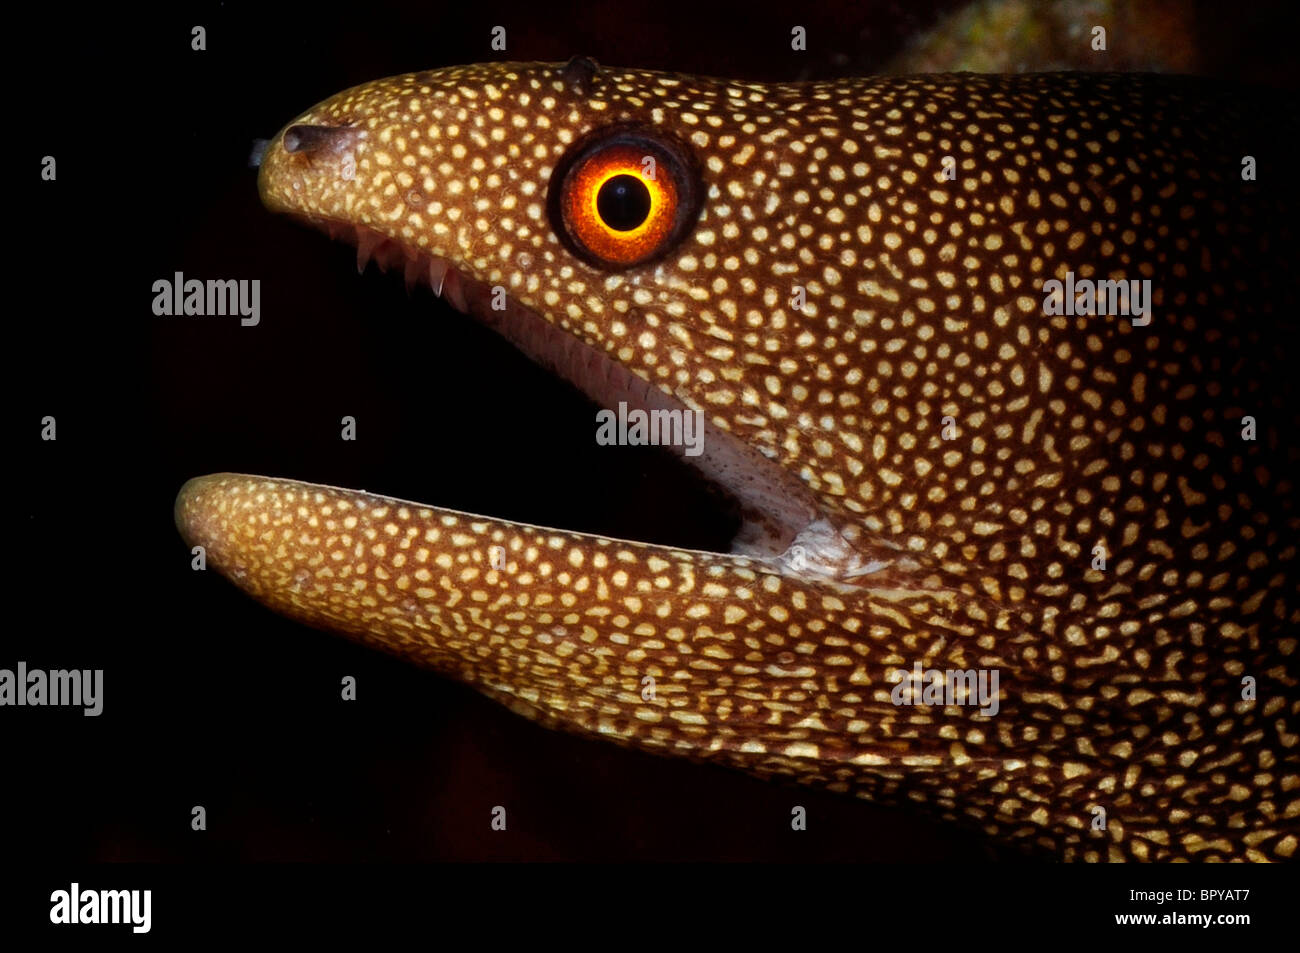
[561,143,680,267]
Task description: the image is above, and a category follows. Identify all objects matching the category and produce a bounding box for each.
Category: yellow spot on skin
[783,742,820,759]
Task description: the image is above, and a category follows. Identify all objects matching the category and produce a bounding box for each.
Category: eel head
[177,60,1300,861]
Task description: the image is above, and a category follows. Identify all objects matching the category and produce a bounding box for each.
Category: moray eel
[175,60,1300,861]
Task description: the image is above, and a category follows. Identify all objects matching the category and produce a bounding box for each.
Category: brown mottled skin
[176,61,1299,860]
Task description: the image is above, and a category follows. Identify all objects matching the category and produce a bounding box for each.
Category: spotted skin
[177,63,1299,861]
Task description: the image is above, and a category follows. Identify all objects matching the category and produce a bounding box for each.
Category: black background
[7,0,1298,883]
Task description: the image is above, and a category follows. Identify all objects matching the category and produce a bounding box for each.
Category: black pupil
[596,175,652,231]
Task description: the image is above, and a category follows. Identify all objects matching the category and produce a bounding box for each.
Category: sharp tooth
[443,268,468,313]
[356,231,380,273]
[428,258,450,297]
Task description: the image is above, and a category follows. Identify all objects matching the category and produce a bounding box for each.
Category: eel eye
[550,128,700,269]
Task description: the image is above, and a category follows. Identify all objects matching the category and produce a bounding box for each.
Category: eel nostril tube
[282,123,354,155]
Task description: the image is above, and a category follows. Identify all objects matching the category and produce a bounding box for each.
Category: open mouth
[289,216,902,583]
